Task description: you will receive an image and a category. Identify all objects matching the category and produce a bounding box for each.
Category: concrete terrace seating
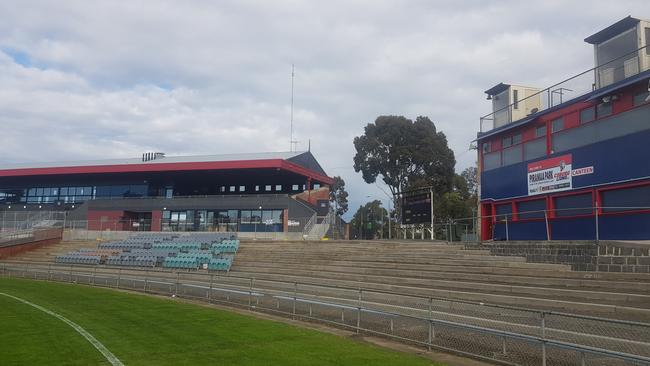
[226,240,650,321]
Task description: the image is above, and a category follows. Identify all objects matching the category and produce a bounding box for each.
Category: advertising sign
[527,154,573,196]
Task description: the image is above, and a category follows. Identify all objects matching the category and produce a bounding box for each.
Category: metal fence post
[505,215,509,241]
[92,266,97,286]
[117,268,121,288]
[208,274,214,301]
[292,282,297,319]
[356,288,362,334]
[248,278,253,309]
[428,297,433,351]
[541,312,547,366]
[144,269,148,292]
[544,210,550,241]
[175,272,180,295]
[594,203,600,243]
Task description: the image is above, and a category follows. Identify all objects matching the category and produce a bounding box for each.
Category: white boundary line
[0,292,125,366]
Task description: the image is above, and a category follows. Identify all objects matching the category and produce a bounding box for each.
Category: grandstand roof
[0,151,333,184]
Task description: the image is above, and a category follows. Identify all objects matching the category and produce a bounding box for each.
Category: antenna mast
[289,64,298,152]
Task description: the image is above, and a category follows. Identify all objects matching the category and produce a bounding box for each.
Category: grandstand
[53,233,238,271]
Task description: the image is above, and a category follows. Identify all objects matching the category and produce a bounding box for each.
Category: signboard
[527,154,573,196]
[528,155,595,196]
[401,188,432,225]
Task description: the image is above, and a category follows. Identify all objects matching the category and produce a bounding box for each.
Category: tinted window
[580,107,595,124]
[502,137,512,148]
[517,199,546,219]
[483,151,501,171]
[524,138,546,161]
[551,117,564,133]
[634,91,650,106]
[596,102,612,118]
[602,185,650,213]
[554,193,593,217]
[495,203,512,221]
[512,133,522,145]
[535,126,546,137]
[502,145,523,166]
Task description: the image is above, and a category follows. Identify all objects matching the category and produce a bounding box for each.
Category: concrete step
[228,267,650,308]
[229,271,650,319]
[231,262,650,293]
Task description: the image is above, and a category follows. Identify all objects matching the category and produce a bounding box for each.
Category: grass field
[0,278,443,366]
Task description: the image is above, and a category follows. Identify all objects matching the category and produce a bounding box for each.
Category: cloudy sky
[0,1,647,218]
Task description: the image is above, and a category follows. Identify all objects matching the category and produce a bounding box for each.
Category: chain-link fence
[2,262,648,366]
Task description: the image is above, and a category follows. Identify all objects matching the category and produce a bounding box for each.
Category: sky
[0,1,648,219]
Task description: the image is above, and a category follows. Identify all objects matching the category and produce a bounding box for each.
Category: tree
[353,115,456,202]
[349,200,387,240]
[329,176,349,216]
[460,166,478,199]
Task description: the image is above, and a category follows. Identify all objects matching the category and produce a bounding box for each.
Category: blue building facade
[477,17,650,241]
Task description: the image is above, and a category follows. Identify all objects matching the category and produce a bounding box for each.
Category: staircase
[304,211,334,240]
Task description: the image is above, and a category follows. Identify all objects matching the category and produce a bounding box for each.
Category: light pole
[254,205,262,240]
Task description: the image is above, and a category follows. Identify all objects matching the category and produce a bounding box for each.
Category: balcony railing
[479,44,649,133]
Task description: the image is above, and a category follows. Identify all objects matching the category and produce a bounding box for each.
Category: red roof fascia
[280,160,334,185]
[0,158,334,184]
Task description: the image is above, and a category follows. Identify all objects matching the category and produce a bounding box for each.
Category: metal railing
[480,44,649,133]
[396,205,650,243]
[2,262,649,365]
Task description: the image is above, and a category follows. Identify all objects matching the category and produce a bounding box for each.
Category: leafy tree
[353,115,456,201]
[349,200,387,240]
[329,176,349,216]
[460,166,478,199]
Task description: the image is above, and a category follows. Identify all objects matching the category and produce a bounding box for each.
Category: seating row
[55,255,101,265]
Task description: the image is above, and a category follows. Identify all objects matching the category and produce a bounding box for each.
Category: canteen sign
[527,155,573,196]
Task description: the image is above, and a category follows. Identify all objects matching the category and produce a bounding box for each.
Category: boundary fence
[2,262,649,366]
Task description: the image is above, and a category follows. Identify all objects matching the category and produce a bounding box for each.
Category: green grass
[0,278,444,366]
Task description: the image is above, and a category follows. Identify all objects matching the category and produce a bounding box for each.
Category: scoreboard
[401,188,432,225]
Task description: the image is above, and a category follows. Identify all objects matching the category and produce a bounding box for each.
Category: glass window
[482,142,491,153]
[502,145,523,166]
[535,125,546,138]
[517,199,546,219]
[229,186,236,192]
[551,117,564,133]
[512,133,521,145]
[647,28,650,55]
[596,102,612,118]
[524,138,546,161]
[292,184,299,191]
[265,185,272,192]
[314,184,321,190]
[513,89,519,110]
[36,187,43,196]
[272,210,283,224]
[483,151,501,171]
[554,193,593,217]
[250,210,262,223]
[255,185,260,192]
[580,107,595,124]
[239,185,245,192]
[495,203,512,221]
[602,185,650,213]
[275,185,282,191]
[634,91,650,106]
[502,136,512,148]
[28,188,37,196]
[162,210,171,219]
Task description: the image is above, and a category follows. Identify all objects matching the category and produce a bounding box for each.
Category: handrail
[480,44,649,133]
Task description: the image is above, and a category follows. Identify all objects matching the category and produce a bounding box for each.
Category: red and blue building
[477,16,650,241]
